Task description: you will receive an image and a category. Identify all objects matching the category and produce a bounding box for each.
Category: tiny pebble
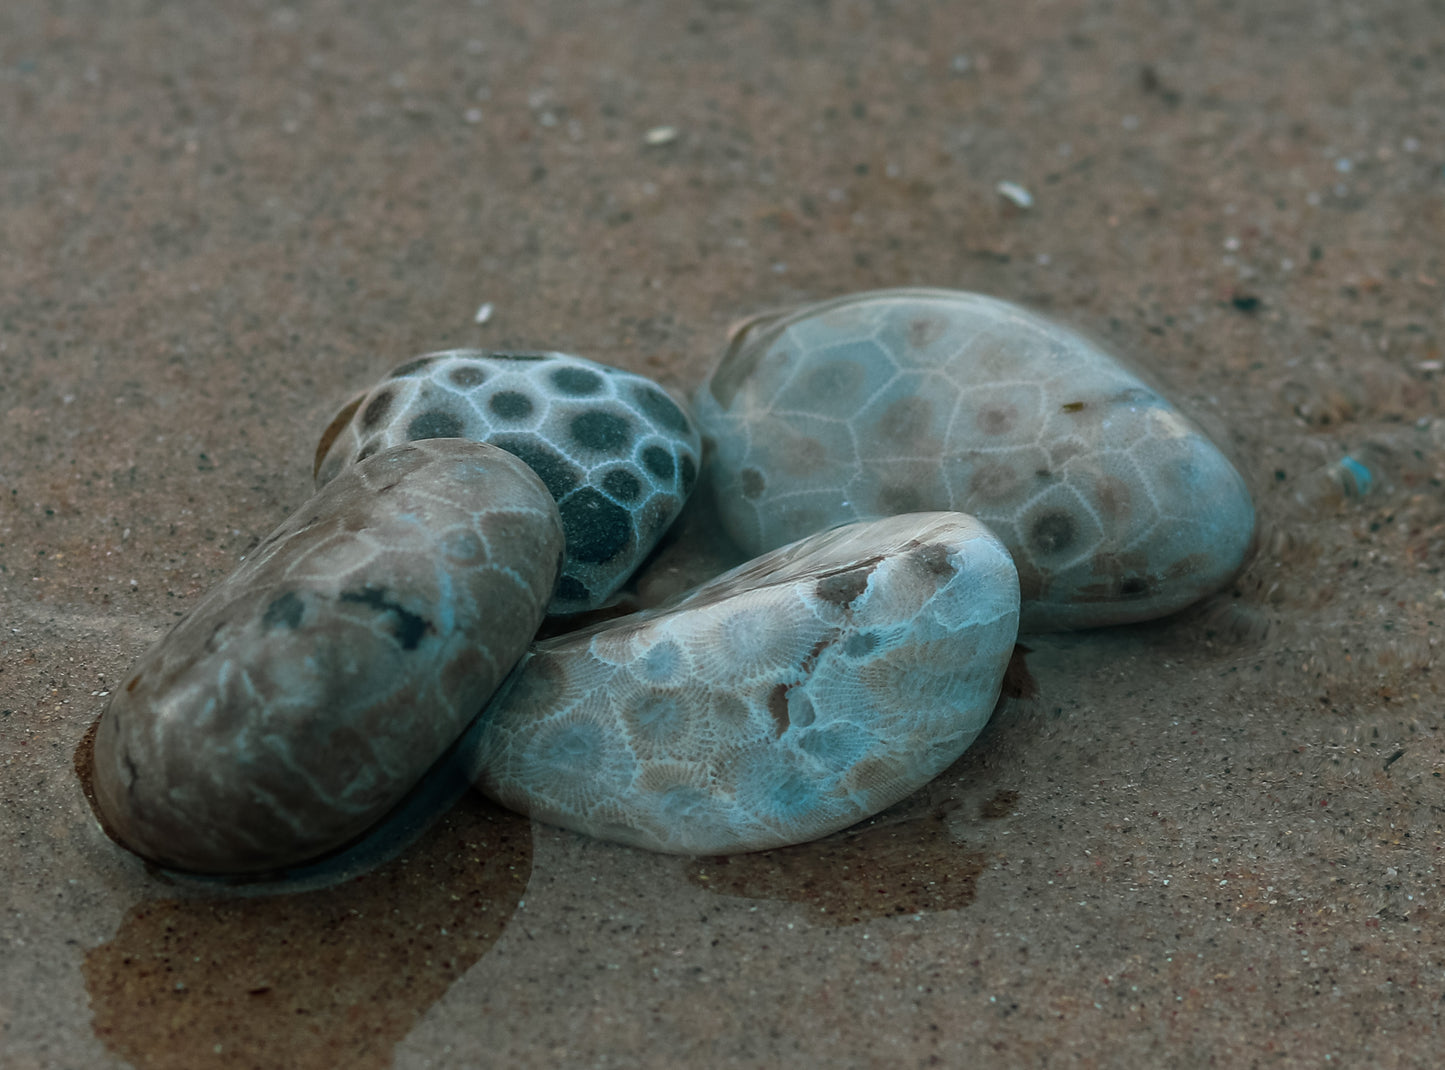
[995,181,1033,208]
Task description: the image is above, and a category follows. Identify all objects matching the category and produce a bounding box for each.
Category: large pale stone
[693,288,1256,630]
[470,512,1020,855]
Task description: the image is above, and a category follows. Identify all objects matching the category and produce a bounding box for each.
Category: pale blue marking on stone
[470,512,1021,855]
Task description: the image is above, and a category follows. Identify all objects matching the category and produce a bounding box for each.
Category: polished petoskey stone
[92,440,564,874]
[692,288,1256,631]
[314,350,703,615]
[468,511,1021,855]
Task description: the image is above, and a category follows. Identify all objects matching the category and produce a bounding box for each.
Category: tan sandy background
[2,1,1443,1066]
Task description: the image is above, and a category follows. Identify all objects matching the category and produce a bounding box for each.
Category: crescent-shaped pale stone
[470,512,1020,854]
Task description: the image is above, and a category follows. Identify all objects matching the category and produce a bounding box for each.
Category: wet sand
[2,2,1443,1066]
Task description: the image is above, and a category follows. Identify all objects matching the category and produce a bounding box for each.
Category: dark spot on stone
[362,390,395,429]
[642,445,675,481]
[768,684,790,736]
[907,316,946,348]
[125,674,141,693]
[913,543,955,578]
[489,391,534,420]
[389,357,436,378]
[1060,401,1086,413]
[980,788,1021,820]
[968,463,1019,502]
[680,453,697,496]
[554,574,591,604]
[570,410,633,453]
[447,364,489,389]
[406,411,464,441]
[739,466,765,499]
[1231,293,1262,313]
[550,367,604,396]
[876,396,933,445]
[339,586,433,650]
[356,442,379,462]
[876,483,924,514]
[633,385,691,433]
[492,436,582,499]
[842,631,878,657]
[814,558,880,606]
[1029,511,1077,556]
[488,351,549,361]
[261,591,304,631]
[558,487,633,564]
[780,436,828,476]
[1119,576,1151,597]
[978,405,1017,435]
[601,469,642,502]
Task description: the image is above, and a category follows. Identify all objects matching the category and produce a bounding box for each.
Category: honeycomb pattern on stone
[692,288,1256,631]
[469,512,1020,855]
[92,440,564,874]
[315,350,703,615]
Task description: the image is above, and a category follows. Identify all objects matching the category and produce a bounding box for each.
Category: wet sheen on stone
[91,440,564,874]
[469,512,1021,855]
[692,288,1256,631]
[314,349,703,615]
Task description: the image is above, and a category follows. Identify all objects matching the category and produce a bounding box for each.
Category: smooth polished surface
[315,350,702,614]
[695,289,1257,630]
[472,513,1020,854]
[6,2,1444,1067]
[91,441,563,874]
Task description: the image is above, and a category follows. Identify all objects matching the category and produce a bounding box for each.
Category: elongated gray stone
[470,512,1020,855]
[693,288,1256,631]
[314,349,702,615]
[92,440,564,874]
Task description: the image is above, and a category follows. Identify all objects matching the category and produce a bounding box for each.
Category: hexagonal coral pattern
[315,350,703,615]
[693,289,1256,630]
[469,512,1020,855]
[92,440,564,874]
